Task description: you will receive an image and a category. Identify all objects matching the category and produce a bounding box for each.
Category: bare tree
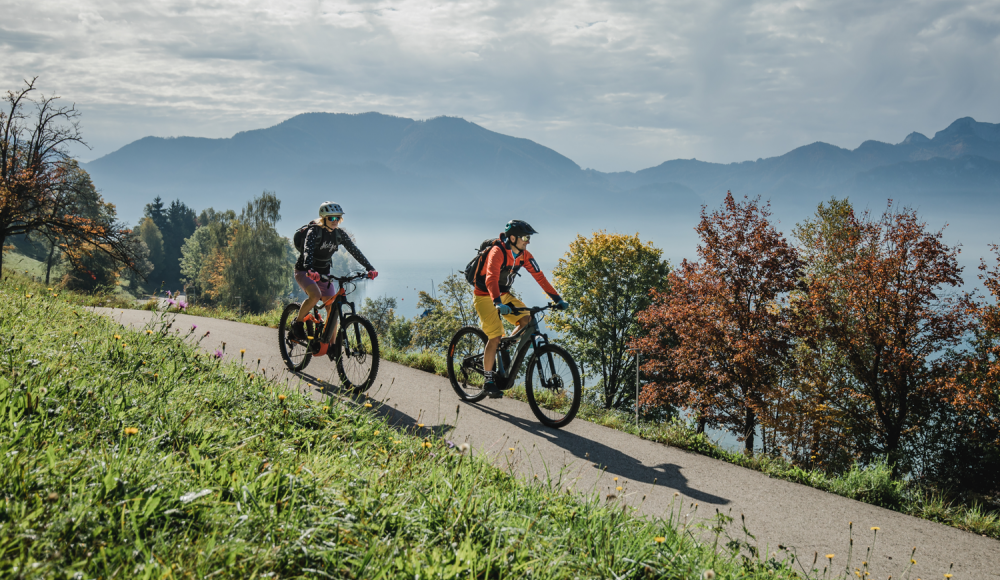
[1,78,140,274]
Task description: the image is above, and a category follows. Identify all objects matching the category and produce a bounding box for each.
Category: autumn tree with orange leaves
[975,244,1000,399]
[912,244,1000,493]
[793,200,971,475]
[1,78,139,276]
[634,192,801,454]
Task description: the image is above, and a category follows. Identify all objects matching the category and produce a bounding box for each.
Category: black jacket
[294,226,374,274]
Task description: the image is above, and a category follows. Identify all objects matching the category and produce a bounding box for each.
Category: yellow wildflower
[654,537,665,543]
[278,394,286,401]
[124,427,139,436]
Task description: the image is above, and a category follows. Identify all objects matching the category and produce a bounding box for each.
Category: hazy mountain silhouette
[84,114,1000,229]
[602,117,1000,208]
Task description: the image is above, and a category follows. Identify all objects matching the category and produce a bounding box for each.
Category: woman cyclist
[291,201,377,341]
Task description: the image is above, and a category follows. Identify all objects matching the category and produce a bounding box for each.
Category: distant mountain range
[84,114,1000,230]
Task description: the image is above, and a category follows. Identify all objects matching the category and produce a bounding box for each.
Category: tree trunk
[885,424,903,479]
[45,242,57,285]
[743,406,756,455]
[0,233,5,273]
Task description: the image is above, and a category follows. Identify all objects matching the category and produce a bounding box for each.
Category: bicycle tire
[446,326,489,402]
[334,314,380,394]
[278,303,311,372]
[525,344,581,429]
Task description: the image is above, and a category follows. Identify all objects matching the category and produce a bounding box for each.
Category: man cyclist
[291,202,377,342]
[472,219,568,398]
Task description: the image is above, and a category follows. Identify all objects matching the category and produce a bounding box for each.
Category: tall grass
[1,271,812,579]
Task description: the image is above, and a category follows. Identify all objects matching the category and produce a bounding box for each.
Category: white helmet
[319,201,344,217]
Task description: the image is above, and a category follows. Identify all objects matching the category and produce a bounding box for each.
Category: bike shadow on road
[470,403,731,506]
[297,372,458,439]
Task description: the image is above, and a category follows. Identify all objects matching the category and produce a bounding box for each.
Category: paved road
[93,308,1000,579]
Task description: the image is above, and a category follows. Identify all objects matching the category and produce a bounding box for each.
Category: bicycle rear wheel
[335,314,380,394]
[446,326,489,402]
[278,303,311,372]
[525,344,581,429]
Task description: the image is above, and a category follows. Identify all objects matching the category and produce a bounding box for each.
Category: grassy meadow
[1,269,817,579]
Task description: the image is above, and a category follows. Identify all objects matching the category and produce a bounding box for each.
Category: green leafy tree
[137,217,164,281]
[222,191,290,313]
[142,196,197,289]
[179,208,236,303]
[411,292,458,352]
[362,296,398,338]
[549,231,671,410]
[410,273,477,352]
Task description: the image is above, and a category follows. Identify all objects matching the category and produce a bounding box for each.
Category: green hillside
[0,271,801,579]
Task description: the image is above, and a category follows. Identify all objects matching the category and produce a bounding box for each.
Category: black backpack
[293,224,318,254]
[464,237,507,287]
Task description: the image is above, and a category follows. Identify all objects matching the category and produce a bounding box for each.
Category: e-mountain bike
[446,304,581,428]
[278,271,379,394]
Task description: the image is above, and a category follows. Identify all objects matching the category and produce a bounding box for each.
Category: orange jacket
[474,237,559,301]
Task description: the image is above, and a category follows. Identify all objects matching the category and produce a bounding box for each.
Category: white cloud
[2,0,997,170]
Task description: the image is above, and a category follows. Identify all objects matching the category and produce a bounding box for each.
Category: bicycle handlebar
[318,271,369,284]
[505,303,561,315]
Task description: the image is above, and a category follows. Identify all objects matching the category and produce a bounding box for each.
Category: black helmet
[505,220,537,237]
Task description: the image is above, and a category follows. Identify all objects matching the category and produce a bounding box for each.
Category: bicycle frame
[302,274,361,356]
[493,306,555,390]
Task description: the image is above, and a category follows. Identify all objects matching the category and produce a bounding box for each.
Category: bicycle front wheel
[335,314,380,394]
[446,326,488,402]
[525,344,581,429]
[278,303,311,372]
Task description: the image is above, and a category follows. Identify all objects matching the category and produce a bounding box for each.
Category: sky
[2,0,999,172]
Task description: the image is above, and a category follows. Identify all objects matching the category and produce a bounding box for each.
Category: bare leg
[297,283,322,322]
[484,337,500,372]
[483,316,529,372]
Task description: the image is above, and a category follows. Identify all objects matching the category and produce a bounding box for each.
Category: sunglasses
[327,216,342,222]
[518,235,530,242]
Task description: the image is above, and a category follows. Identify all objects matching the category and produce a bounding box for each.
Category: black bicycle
[278,272,379,394]
[446,304,582,428]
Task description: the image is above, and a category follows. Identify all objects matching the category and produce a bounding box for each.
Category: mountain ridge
[83,113,1000,228]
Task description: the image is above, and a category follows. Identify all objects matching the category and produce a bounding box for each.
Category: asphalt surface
[92,307,1000,579]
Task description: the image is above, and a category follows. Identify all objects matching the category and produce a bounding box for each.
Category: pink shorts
[294,270,337,297]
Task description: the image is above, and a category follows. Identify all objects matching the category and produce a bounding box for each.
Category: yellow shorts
[474,294,527,339]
